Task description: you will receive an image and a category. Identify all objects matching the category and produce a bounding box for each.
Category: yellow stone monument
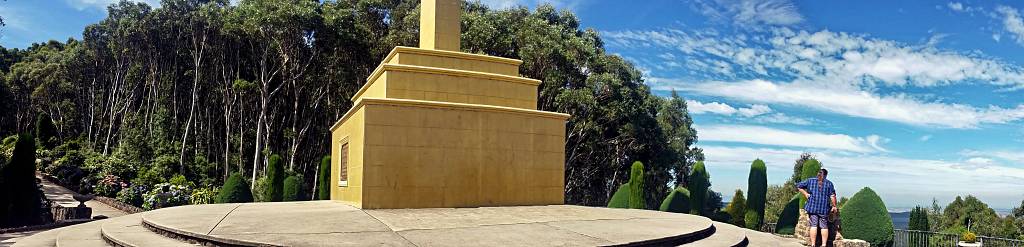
[329,0,570,209]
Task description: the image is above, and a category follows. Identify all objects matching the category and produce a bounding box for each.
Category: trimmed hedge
[282,175,302,202]
[776,194,801,235]
[216,172,253,203]
[840,187,893,247]
[687,161,710,215]
[317,156,331,200]
[607,183,630,208]
[659,187,691,213]
[264,154,285,202]
[628,161,645,209]
[746,159,767,229]
[798,159,821,208]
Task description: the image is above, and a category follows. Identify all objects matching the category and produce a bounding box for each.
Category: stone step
[10,227,62,247]
[100,214,199,247]
[678,222,749,247]
[54,220,110,247]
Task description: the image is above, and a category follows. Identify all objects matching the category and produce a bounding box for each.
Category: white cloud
[756,113,815,125]
[687,100,773,117]
[65,0,160,11]
[737,104,773,117]
[604,28,1024,89]
[996,6,1024,45]
[687,100,741,115]
[697,124,887,153]
[948,2,964,12]
[694,0,804,28]
[671,79,1024,129]
[701,145,1024,207]
[919,135,933,142]
[961,149,1024,165]
[686,100,815,125]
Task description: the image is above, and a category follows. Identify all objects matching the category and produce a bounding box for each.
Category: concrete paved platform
[54,220,108,247]
[141,201,715,247]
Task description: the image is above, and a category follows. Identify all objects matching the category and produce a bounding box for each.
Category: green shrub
[0,134,46,227]
[725,189,747,226]
[798,159,821,208]
[94,174,126,197]
[216,172,253,203]
[283,175,302,202]
[659,187,691,213]
[317,156,330,200]
[34,114,58,149]
[628,161,645,209]
[776,194,801,235]
[840,187,893,247]
[607,183,630,208]
[687,161,710,215]
[263,154,284,202]
[190,187,218,205]
[744,210,761,230]
[169,174,194,187]
[746,159,767,229]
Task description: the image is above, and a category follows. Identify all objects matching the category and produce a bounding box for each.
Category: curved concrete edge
[602,221,715,247]
[10,227,61,247]
[100,214,195,247]
[140,216,276,247]
[54,220,109,247]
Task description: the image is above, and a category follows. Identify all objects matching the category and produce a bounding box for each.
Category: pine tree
[726,189,747,227]
[688,161,710,216]
[264,154,285,202]
[745,159,767,229]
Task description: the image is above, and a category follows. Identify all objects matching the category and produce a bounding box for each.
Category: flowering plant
[142,183,191,210]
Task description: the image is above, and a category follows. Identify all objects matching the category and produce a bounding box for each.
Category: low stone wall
[94,196,144,214]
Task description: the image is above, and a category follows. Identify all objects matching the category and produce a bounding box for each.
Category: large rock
[835,239,869,247]
[796,209,809,243]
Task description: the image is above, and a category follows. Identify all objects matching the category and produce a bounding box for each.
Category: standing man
[798,169,838,247]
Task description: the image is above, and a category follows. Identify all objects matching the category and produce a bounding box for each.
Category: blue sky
[3,0,1024,210]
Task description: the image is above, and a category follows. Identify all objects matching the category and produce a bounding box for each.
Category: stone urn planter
[72,194,95,207]
[958,242,982,247]
[69,194,94,219]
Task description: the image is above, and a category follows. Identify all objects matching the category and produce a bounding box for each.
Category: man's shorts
[808,214,828,229]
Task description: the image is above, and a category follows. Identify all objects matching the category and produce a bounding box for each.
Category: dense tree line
[0,0,702,207]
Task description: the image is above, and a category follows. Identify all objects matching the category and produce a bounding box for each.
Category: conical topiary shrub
[628,161,646,209]
[659,187,691,213]
[776,194,801,235]
[746,159,767,229]
[216,172,253,203]
[840,187,893,247]
[282,175,302,202]
[607,183,630,208]
[687,161,710,215]
[317,156,331,200]
[264,154,285,202]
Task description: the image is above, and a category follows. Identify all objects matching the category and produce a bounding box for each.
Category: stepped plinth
[328,0,568,209]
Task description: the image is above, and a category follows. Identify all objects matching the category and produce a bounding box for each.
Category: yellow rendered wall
[383,69,537,109]
[359,102,566,209]
[330,108,366,208]
[389,51,520,76]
